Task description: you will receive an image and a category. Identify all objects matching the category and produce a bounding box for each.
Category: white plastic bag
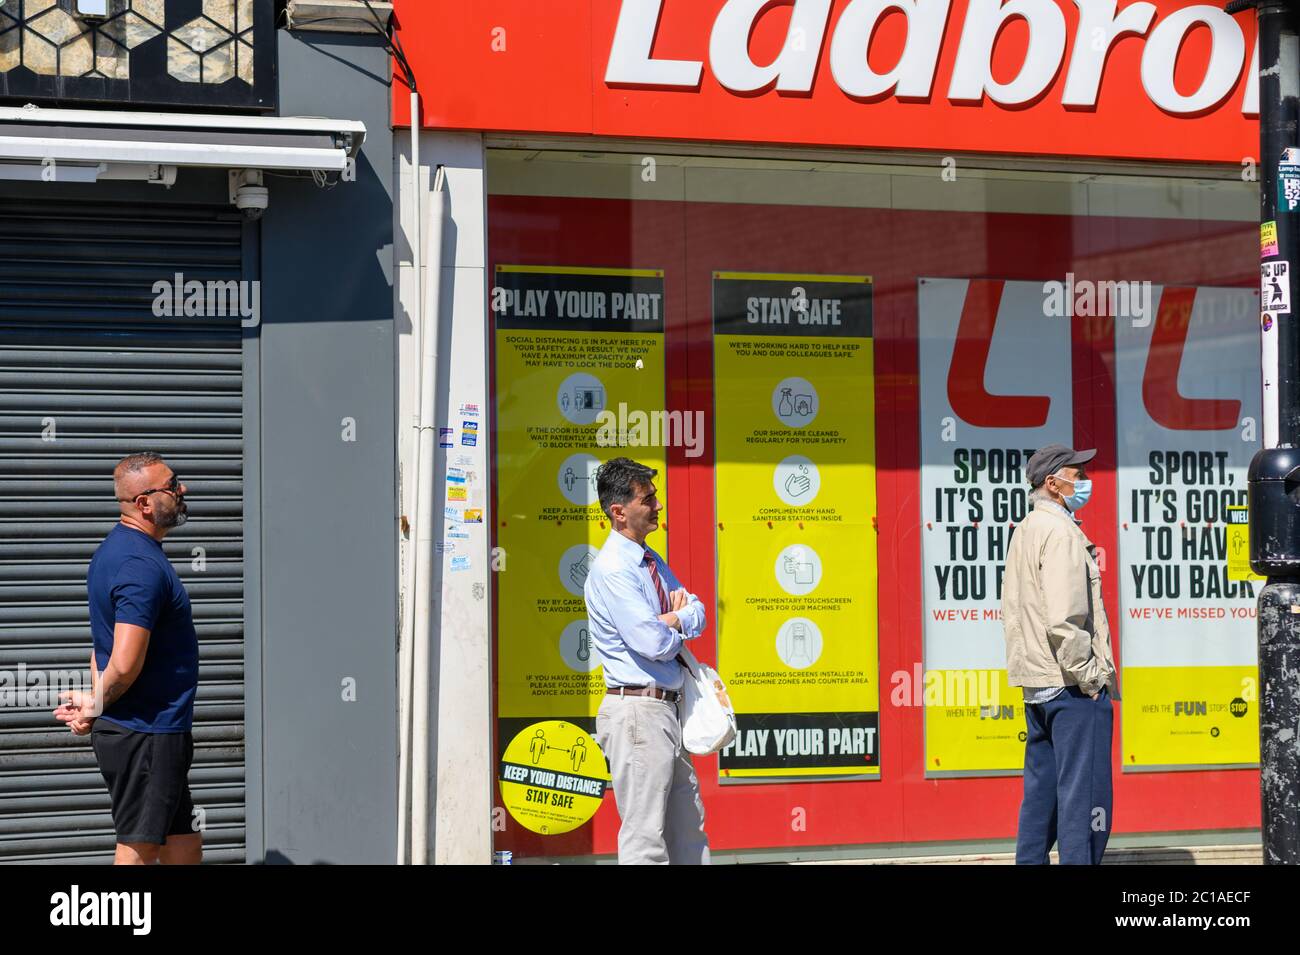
[677,645,738,755]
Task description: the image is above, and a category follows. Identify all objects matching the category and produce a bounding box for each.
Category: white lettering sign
[603,0,1259,116]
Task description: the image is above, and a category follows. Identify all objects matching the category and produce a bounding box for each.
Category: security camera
[235,185,268,220]
[228,169,268,220]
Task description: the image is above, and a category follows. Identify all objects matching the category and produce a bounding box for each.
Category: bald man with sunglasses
[54,452,201,864]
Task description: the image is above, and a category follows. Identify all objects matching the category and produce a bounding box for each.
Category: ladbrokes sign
[607,0,1256,115]
[399,0,1260,163]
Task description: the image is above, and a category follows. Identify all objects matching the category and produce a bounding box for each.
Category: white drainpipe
[410,161,448,864]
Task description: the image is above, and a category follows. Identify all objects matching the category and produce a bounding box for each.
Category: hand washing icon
[784,466,812,498]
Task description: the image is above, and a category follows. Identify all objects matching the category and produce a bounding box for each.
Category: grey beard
[157,501,188,528]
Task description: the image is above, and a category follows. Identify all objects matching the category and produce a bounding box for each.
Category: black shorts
[91,720,196,845]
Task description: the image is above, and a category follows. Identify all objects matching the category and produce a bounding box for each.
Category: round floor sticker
[499,720,611,835]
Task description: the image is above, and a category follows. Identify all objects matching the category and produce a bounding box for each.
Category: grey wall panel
[255,31,397,864]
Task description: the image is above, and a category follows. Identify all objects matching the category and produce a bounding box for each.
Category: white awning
[0,105,365,182]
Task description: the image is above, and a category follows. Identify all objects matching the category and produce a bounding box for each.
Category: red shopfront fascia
[394,0,1260,164]
[393,1,1262,858]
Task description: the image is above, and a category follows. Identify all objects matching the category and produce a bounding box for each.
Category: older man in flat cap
[1002,443,1119,865]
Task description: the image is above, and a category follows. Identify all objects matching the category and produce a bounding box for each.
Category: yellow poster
[922,670,1024,775]
[492,265,667,745]
[712,272,880,780]
[1121,667,1259,769]
[1115,286,1260,770]
[916,278,1076,776]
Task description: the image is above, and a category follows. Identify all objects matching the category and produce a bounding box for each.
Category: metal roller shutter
[0,199,245,863]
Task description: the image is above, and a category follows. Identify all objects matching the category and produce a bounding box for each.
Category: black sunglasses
[120,473,181,502]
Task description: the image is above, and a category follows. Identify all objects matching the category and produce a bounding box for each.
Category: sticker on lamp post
[1262,221,1279,259]
[1225,506,1266,583]
[1261,261,1291,315]
[1278,150,1300,214]
[498,721,610,835]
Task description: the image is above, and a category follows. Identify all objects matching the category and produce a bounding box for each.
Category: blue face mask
[1055,474,1092,512]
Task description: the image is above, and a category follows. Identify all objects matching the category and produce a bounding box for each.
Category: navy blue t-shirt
[86,523,199,732]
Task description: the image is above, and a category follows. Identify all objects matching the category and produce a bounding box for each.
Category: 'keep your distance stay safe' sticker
[499,721,611,835]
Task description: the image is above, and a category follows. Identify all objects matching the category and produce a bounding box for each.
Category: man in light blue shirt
[585,457,709,864]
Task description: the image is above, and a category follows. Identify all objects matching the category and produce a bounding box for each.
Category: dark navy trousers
[1016,685,1113,865]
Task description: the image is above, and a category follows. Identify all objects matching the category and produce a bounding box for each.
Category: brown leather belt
[607,685,680,703]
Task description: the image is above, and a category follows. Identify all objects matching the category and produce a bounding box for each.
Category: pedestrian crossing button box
[1247,446,1300,575]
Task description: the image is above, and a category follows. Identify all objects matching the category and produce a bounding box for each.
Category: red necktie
[642,550,669,613]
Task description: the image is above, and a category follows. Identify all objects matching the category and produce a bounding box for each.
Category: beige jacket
[1002,499,1119,698]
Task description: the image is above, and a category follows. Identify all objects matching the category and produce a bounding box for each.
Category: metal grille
[0,199,245,863]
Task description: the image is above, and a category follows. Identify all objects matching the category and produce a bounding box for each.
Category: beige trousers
[595,694,710,865]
